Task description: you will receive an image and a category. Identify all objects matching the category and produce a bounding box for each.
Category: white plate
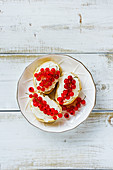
[17,54,96,132]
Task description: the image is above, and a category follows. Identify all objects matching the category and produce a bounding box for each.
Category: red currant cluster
[34,68,60,92]
[57,75,76,105]
[28,87,62,120]
[62,97,86,119]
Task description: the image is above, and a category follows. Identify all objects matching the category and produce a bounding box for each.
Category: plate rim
[17,54,96,133]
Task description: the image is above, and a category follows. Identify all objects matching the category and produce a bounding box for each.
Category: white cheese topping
[57,72,80,104]
[30,93,61,122]
[34,61,60,92]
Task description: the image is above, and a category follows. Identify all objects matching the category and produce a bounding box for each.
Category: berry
[42,100,47,105]
[59,101,64,105]
[39,82,44,87]
[40,106,43,111]
[72,85,76,89]
[41,87,45,91]
[29,87,34,92]
[64,84,68,89]
[58,113,63,118]
[37,76,41,81]
[69,110,75,115]
[77,97,82,102]
[81,99,86,105]
[33,93,38,98]
[56,70,60,76]
[55,74,59,79]
[37,86,41,90]
[64,79,68,84]
[66,95,70,100]
[64,113,69,118]
[62,106,67,111]
[33,102,38,107]
[51,112,54,116]
[29,94,33,98]
[74,106,78,111]
[51,108,55,113]
[45,68,50,71]
[68,75,72,80]
[51,68,56,73]
[57,97,63,102]
[40,68,44,72]
[37,96,42,101]
[72,79,76,84]
[53,116,57,120]
[34,73,38,77]
[48,82,52,86]
[77,103,81,108]
[63,90,68,95]
[54,110,58,115]
[70,92,74,96]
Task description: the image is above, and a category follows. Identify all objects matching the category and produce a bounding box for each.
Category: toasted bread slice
[55,72,81,105]
[30,92,62,123]
[33,61,62,94]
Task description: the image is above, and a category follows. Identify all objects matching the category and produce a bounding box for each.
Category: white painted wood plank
[0,0,113,53]
[0,111,113,169]
[0,54,113,110]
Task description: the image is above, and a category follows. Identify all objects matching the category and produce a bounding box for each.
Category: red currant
[69,110,75,115]
[37,86,41,90]
[34,73,38,77]
[29,87,34,92]
[70,92,74,96]
[77,97,82,102]
[64,113,69,118]
[63,90,68,95]
[41,87,45,91]
[51,68,56,73]
[66,95,70,100]
[74,106,78,111]
[56,70,60,76]
[58,113,63,118]
[64,79,68,84]
[53,116,57,120]
[29,94,33,98]
[68,75,72,80]
[40,68,44,72]
[72,79,76,84]
[55,74,59,79]
[57,97,63,102]
[37,96,42,101]
[37,76,41,81]
[45,68,50,72]
[72,85,76,89]
[33,93,38,98]
[81,99,86,105]
[64,84,68,89]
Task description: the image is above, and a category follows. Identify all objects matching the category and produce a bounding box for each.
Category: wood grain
[0,54,113,110]
[0,111,113,169]
[0,0,113,53]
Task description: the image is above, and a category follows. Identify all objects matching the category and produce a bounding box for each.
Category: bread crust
[55,72,82,105]
[33,60,62,94]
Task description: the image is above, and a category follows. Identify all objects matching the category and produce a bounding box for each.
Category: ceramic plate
[17,54,96,132]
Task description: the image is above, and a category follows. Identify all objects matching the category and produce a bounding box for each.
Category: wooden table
[0,0,113,169]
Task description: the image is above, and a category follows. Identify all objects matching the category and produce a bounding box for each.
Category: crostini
[28,88,62,123]
[55,72,81,105]
[33,61,61,94]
